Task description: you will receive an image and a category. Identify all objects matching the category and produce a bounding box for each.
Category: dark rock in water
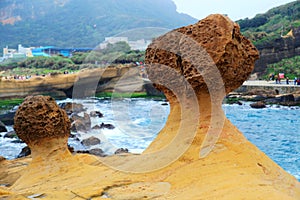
[59,102,86,115]
[279,94,295,103]
[81,136,101,146]
[280,101,298,106]
[69,133,78,139]
[4,131,18,139]
[0,112,15,125]
[17,146,31,158]
[90,111,104,118]
[70,113,91,132]
[237,101,243,106]
[294,94,300,102]
[75,150,90,154]
[0,121,7,133]
[89,148,106,157]
[265,98,281,104]
[100,122,115,130]
[68,145,75,153]
[246,89,277,97]
[250,101,266,109]
[71,121,87,132]
[11,139,24,144]
[115,148,129,154]
[161,103,168,106]
[266,94,296,106]
[92,125,101,130]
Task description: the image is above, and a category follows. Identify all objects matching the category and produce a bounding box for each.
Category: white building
[18,44,33,57]
[99,37,129,49]
[99,37,151,50]
[128,39,151,51]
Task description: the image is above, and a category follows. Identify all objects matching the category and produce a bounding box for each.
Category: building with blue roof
[31,46,93,57]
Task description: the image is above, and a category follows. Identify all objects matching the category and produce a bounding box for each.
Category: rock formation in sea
[0,14,299,199]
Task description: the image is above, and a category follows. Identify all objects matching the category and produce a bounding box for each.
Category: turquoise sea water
[224,103,300,181]
[0,98,299,181]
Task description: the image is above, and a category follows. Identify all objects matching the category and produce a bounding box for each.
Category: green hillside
[0,0,197,50]
[237,0,300,48]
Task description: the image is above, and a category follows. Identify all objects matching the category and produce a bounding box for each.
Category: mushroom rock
[144,14,300,199]
[1,15,299,200]
[13,96,71,160]
[10,96,108,196]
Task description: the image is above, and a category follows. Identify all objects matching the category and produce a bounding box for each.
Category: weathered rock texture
[145,14,259,98]
[14,96,70,146]
[0,14,299,200]
[144,14,300,199]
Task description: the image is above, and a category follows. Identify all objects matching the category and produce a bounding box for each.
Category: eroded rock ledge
[0,14,299,200]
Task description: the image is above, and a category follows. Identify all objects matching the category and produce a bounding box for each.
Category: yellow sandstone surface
[0,14,299,200]
[0,97,299,199]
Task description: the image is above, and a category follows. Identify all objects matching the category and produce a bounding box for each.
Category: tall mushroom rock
[144,14,260,154]
[144,14,300,199]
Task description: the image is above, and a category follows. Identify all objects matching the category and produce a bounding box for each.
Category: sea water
[0,98,299,181]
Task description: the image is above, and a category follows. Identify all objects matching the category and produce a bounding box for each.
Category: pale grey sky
[172,0,296,21]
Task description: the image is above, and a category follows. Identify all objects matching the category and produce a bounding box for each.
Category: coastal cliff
[0,14,299,200]
[0,64,142,99]
[254,27,300,75]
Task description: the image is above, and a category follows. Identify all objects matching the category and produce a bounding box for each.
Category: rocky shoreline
[0,15,299,200]
[226,89,300,108]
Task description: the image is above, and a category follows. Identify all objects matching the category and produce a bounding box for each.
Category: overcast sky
[172,0,296,21]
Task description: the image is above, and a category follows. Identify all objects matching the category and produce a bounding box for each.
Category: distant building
[128,39,151,51]
[31,46,93,57]
[3,46,17,58]
[1,44,93,60]
[99,37,151,50]
[18,44,33,57]
[99,37,129,49]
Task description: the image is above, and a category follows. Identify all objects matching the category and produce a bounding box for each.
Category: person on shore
[295,77,298,85]
[275,74,278,84]
[286,77,289,85]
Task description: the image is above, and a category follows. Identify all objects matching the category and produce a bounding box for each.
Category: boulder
[0,112,15,125]
[4,131,18,139]
[250,101,266,109]
[17,146,31,158]
[59,102,85,115]
[99,122,115,130]
[92,125,101,130]
[70,113,91,132]
[114,148,129,155]
[81,136,101,147]
[71,120,87,133]
[0,121,7,133]
[10,140,24,144]
[67,145,75,153]
[90,111,103,118]
[278,94,295,103]
[89,148,106,157]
